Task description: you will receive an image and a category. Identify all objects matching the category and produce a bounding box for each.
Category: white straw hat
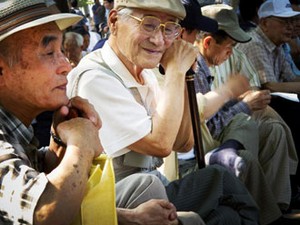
[0,0,82,42]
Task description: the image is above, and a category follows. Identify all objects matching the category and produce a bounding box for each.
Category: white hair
[64,32,84,47]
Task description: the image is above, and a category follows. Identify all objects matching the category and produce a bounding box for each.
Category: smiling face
[109,8,177,75]
[0,22,72,124]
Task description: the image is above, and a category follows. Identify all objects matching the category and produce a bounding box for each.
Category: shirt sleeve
[206,101,251,139]
[74,70,152,157]
[0,141,48,225]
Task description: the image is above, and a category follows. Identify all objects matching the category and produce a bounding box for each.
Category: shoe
[205,148,246,177]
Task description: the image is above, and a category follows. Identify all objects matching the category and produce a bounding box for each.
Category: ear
[259,18,268,31]
[202,36,213,49]
[108,10,118,36]
[179,28,186,39]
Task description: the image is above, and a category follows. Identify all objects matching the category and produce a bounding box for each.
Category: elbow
[156,145,173,157]
[151,140,173,157]
[173,137,194,153]
[182,140,194,152]
[34,207,77,225]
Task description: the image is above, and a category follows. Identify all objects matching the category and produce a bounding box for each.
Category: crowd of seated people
[11,0,300,225]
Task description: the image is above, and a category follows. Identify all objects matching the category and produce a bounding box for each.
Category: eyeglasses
[126,14,182,39]
[269,17,294,26]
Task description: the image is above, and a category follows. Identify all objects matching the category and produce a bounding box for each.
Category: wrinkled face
[63,38,82,66]
[111,9,178,72]
[263,17,294,45]
[1,23,72,112]
[204,36,236,66]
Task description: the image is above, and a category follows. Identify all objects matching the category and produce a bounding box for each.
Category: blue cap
[180,0,218,32]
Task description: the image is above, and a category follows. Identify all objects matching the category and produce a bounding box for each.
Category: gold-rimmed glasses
[126,14,182,40]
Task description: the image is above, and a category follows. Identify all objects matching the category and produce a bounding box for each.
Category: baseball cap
[258,0,300,19]
[201,4,251,43]
[180,0,218,33]
[114,0,186,20]
[0,0,82,42]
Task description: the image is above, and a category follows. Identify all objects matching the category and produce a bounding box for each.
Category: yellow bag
[71,154,118,225]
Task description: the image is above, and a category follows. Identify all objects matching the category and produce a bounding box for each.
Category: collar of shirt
[0,105,33,147]
[256,26,278,54]
[100,42,160,111]
[197,54,214,85]
[101,43,156,89]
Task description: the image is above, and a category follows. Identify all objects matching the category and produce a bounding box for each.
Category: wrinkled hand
[53,96,101,129]
[56,117,102,158]
[49,96,102,158]
[133,199,179,225]
[224,74,250,99]
[241,90,271,111]
[160,39,198,77]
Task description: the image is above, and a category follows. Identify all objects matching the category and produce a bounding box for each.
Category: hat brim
[0,13,82,42]
[221,25,251,43]
[275,11,300,18]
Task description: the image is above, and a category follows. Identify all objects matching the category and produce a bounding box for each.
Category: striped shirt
[194,54,251,139]
[237,26,295,84]
[210,47,261,89]
[0,106,48,224]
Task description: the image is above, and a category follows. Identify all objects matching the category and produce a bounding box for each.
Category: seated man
[175,1,296,224]
[67,0,260,224]
[192,3,297,213]
[237,0,300,208]
[63,31,84,67]
[0,1,204,225]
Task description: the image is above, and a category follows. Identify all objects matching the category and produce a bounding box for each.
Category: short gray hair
[63,32,84,47]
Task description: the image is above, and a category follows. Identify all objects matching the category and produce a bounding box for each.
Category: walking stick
[159,66,205,169]
[185,69,205,169]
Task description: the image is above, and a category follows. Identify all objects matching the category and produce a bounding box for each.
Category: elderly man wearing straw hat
[0,0,208,225]
[67,0,261,224]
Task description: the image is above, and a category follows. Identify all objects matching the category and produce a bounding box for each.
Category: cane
[159,66,205,169]
[185,69,205,169]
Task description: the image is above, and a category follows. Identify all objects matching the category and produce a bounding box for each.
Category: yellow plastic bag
[71,154,118,225]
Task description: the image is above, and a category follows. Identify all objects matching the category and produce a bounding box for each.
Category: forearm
[34,146,92,225]
[117,208,138,225]
[173,86,194,152]
[137,70,186,156]
[202,87,233,120]
[262,81,300,94]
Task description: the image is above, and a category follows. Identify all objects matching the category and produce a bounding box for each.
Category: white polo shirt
[67,42,160,157]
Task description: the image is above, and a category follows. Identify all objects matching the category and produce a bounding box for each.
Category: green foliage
[78,0,94,7]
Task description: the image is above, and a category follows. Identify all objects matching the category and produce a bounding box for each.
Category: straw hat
[0,0,82,42]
